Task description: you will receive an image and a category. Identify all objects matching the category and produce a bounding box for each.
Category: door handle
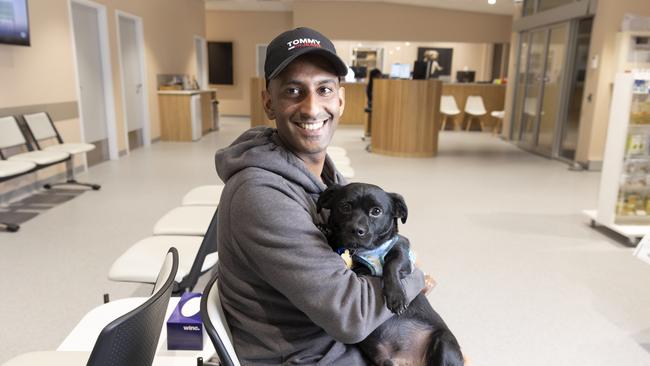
[136,84,143,93]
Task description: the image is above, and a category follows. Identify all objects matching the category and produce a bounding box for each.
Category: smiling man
[214,28,425,365]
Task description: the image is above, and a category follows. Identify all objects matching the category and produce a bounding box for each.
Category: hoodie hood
[215,127,343,194]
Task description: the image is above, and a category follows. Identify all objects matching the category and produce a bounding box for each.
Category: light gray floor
[2,117,650,365]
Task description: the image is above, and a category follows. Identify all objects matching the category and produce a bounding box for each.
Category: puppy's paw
[385,287,408,315]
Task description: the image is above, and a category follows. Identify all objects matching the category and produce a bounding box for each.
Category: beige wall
[205,10,292,116]
[0,0,205,197]
[575,0,650,165]
[207,2,512,116]
[293,1,512,43]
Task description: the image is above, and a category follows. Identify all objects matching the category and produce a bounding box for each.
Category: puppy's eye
[369,207,382,217]
[339,202,352,214]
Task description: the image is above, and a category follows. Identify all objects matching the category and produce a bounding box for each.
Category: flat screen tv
[208,41,233,85]
[0,0,30,46]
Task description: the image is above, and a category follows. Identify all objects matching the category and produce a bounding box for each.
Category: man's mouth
[295,119,327,131]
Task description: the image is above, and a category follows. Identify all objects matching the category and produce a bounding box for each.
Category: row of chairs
[0,113,100,232]
[439,95,504,134]
[3,145,354,365]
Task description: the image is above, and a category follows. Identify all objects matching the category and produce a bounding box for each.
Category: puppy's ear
[317,184,342,213]
[390,193,408,224]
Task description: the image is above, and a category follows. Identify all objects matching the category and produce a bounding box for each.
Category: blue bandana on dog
[346,236,416,277]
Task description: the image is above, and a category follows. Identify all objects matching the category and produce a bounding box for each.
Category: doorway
[117,11,150,151]
[69,0,118,165]
[195,36,208,89]
[510,18,592,161]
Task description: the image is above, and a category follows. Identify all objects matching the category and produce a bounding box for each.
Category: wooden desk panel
[340,82,367,125]
[371,79,441,157]
[159,95,192,141]
[441,83,506,131]
[250,77,275,128]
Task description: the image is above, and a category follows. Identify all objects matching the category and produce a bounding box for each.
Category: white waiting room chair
[22,112,100,190]
[4,248,181,366]
[111,206,220,292]
[0,160,37,232]
[338,164,355,179]
[201,273,242,366]
[181,184,224,206]
[109,235,217,284]
[331,155,351,166]
[327,146,347,157]
[0,116,70,170]
[153,206,216,236]
[464,96,487,131]
[491,110,505,136]
[440,95,461,131]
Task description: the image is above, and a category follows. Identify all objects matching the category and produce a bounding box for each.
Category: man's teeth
[298,121,325,130]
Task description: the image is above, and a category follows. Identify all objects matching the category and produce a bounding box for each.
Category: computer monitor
[412,61,428,80]
[389,63,411,79]
[456,71,475,83]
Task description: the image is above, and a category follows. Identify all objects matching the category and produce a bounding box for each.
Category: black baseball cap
[265,27,348,81]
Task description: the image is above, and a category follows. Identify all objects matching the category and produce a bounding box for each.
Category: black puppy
[317,183,464,366]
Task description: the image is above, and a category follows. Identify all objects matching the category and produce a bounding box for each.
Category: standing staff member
[214,27,425,365]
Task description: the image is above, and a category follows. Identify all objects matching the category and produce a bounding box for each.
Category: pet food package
[634,234,650,266]
[167,292,203,350]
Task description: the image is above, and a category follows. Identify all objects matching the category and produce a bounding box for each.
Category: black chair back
[86,247,179,366]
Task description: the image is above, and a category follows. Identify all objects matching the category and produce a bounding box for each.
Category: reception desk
[441,83,506,131]
[339,82,367,125]
[371,79,442,157]
[249,77,368,127]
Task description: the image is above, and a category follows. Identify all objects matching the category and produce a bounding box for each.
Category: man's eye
[339,203,351,214]
[369,207,382,217]
[286,88,301,96]
[319,87,333,95]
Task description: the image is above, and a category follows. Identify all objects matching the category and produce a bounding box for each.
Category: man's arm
[229,179,425,344]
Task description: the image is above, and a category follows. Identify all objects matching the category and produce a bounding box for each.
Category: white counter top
[157,89,217,95]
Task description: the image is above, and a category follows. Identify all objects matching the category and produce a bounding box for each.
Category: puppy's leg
[383,240,414,314]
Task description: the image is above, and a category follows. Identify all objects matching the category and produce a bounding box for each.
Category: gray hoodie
[215,127,425,365]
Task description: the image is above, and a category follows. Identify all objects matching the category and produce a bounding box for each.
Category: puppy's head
[317,183,407,251]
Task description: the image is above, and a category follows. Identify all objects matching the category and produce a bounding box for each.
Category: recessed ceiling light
[396,46,401,51]
[405,42,411,46]
[488,0,496,4]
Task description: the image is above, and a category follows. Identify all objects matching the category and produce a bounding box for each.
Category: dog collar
[351,236,415,277]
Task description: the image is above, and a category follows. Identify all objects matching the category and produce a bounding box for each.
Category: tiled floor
[1,117,650,365]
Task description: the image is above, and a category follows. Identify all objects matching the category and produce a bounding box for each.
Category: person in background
[366,68,383,110]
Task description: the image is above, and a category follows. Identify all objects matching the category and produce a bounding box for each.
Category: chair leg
[43,159,101,190]
[1,222,20,232]
[465,116,472,131]
[44,180,101,190]
[441,116,447,131]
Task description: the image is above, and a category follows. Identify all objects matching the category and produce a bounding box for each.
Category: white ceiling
[204,0,516,15]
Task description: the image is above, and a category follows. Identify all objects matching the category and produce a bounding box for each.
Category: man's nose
[298,91,320,120]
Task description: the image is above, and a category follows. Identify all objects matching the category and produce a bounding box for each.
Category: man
[215,27,425,365]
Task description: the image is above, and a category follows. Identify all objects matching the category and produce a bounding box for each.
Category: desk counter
[371,79,442,157]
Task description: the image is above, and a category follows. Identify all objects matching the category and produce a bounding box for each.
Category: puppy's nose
[355,227,367,238]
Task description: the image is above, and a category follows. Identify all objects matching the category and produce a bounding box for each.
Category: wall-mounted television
[208,41,233,85]
[0,0,30,46]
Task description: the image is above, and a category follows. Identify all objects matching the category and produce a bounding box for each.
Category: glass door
[520,29,547,147]
[537,23,569,155]
[511,32,530,141]
[559,18,593,160]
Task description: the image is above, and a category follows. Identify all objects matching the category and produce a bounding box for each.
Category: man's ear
[338,86,346,117]
[389,193,408,224]
[262,89,275,120]
[317,184,342,213]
